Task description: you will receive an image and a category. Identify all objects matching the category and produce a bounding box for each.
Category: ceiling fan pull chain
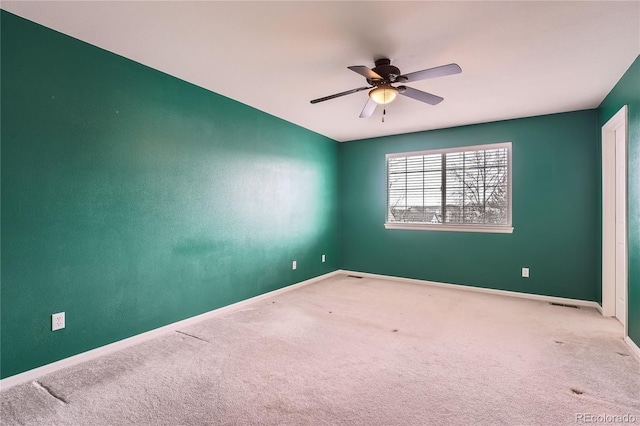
[382,90,387,122]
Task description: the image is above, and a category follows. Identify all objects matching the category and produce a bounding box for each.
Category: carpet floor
[1,274,639,425]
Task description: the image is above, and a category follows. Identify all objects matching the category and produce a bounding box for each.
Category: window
[385,142,512,233]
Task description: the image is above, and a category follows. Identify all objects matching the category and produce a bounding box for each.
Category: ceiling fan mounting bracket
[374,58,391,67]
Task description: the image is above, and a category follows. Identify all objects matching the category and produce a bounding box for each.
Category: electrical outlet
[52,312,65,331]
[322,254,326,263]
[292,260,297,270]
[522,267,530,278]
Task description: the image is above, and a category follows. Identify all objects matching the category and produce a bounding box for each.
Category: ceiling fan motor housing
[370,58,404,85]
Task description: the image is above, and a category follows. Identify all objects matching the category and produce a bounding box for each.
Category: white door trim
[601,105,628,335]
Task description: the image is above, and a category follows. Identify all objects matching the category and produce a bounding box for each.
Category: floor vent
[549,302,579,309]
[346,275,364,279]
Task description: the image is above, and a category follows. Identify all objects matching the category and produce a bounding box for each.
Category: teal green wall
[599,55,640,346]
[1,11,339,379]
[339,110,600,301]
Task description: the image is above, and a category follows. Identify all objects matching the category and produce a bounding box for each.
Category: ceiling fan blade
[359,98,377,118]
[398,86,444,105]
[399,63,462,83]
[348,65,383,80]
[310,86,370,104]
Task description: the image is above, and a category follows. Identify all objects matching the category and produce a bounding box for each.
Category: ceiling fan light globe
[369,86,398,104]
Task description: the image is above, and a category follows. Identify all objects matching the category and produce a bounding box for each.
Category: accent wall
[339,110,600,301]
[599,55,640,346]
[1,11,339,379]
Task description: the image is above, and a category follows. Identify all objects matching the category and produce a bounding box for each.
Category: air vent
[549,302,579,309]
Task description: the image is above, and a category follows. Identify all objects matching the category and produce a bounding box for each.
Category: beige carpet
[1,274,639,425]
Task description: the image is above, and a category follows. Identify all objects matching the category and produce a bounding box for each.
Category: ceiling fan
[310,58,461,118]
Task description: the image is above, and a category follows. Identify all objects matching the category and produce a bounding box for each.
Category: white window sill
[384,223,514,234]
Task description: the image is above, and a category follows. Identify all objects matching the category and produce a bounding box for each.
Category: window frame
[384,142,513,233]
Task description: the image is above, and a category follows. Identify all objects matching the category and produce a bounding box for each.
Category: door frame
[601,105,628,334]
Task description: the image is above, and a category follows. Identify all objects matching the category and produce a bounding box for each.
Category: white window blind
[386,142,512,233]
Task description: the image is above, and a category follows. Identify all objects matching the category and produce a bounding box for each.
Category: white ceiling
[3,1,639,142]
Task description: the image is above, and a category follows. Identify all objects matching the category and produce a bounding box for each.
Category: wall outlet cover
[522,267,530,278]
[52,312,65,331]
[292,260,297,270]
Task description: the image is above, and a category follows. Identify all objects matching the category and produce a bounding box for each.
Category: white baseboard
[625,336,640,360]
[339,270,602,310]
[0,270,341,392]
